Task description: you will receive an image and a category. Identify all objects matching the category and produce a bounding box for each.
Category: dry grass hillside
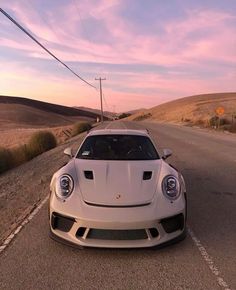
[126,108,146,115]
[0,95,104,129]
[0,103,86,129]
[0,95,102,148]
[128,93,236,125]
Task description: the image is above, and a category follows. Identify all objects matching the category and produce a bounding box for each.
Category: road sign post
[215,107,225,129]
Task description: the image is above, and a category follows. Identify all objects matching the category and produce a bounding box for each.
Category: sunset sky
[0,0,235,112]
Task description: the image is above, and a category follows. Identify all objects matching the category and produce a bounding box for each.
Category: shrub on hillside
[219,118,230,126]
[209,116,218,127]
[133,113,152,121]
[118,113,131,119]
[0,131,57,174]
[27,131,57,157]
[221,124,231,131]
[229,124,236,133]
[0,147,12,173]
[209,116,230,128]
[72,122,92,136]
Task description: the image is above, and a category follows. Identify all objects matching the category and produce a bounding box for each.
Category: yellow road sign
[215,107,225,116]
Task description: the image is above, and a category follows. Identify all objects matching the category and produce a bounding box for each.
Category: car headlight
[162,175,180,200]
[55,174,74,200]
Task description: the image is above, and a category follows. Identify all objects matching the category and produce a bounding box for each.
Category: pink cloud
[2,3,236,66]
[0,1,236,111]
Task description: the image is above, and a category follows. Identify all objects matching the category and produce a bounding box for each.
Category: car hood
[74,159,162,206]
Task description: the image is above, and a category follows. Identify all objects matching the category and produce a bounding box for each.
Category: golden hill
[128,92,236,124]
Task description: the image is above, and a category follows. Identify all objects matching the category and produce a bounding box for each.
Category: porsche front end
[49,129,186,248]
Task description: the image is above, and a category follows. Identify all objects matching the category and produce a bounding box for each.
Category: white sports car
[49,129,187,248]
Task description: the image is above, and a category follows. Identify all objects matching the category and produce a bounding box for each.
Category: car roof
[87,129,149,137]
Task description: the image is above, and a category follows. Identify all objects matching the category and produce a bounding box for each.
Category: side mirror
[64,147,73,158]
[163,148,172,160]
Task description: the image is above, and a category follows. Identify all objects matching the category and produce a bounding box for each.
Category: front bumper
[49,210,186,248]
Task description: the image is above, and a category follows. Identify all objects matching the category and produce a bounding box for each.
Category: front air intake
[84,171,94,180]
[76,227,86,237]
[143,171,152,180]
[51,212,75,232]
[161,214,184,233]
[86,229,148,240]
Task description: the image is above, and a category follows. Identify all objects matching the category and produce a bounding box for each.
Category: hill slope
[0,95,105,129]
[128,92,236,124]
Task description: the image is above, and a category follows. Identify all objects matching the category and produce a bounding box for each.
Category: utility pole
[95,77,106,123]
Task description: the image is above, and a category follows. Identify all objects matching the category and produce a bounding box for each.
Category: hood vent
[84,171,94,180]
[143,171,152,180]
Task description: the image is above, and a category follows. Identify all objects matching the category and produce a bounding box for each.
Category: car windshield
[76,134,160,160]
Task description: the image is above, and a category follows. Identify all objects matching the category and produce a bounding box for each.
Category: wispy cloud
[0,0,235,111]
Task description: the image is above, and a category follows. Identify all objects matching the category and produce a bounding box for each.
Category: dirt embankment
[0,132,86,244]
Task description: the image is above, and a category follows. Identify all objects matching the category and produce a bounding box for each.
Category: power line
[103,94,117,118]
[0,8,97,89]
[103,93,110,112]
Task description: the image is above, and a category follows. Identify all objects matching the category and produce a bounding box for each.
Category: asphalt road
[0,121,236,290]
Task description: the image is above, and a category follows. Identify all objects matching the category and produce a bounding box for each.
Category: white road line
[188,227,231,290]
[105,122,111,129]
[0,195,49,254]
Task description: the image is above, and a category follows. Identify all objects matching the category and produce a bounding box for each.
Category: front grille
[87,229,148,240]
